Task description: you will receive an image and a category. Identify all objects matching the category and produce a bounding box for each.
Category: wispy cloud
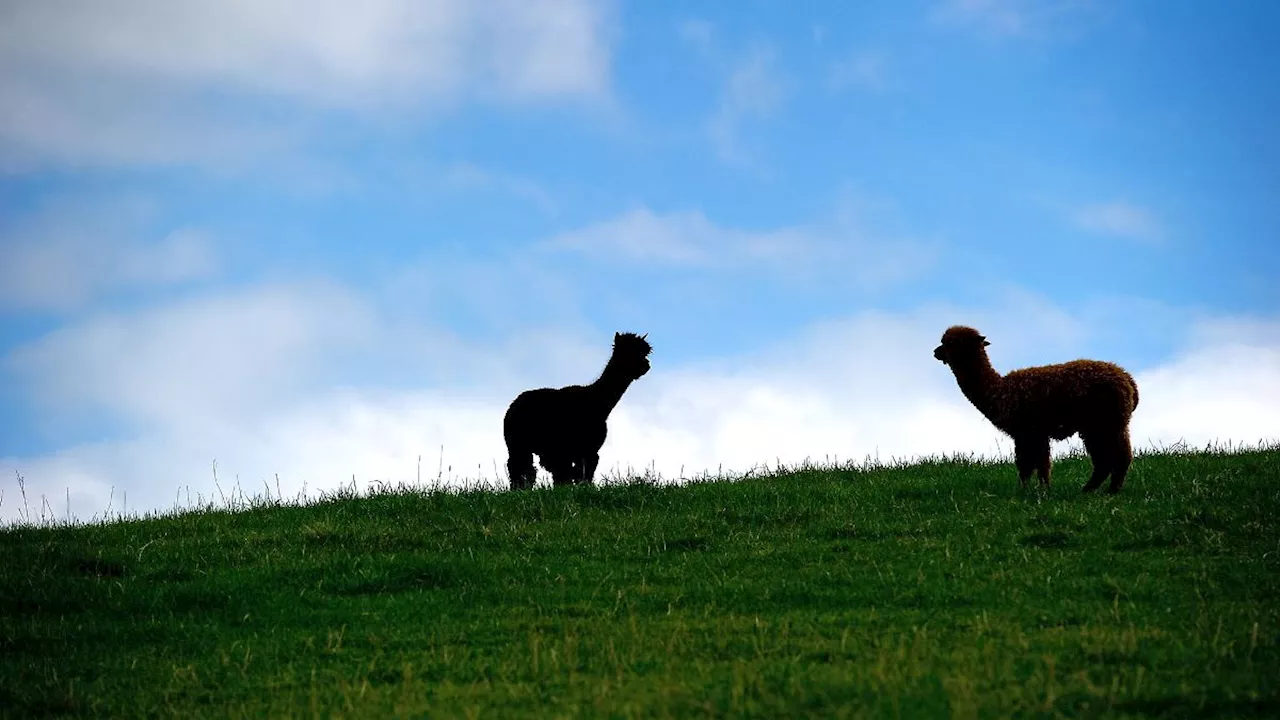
[677,18,715,56]
[439,163,559,216]
[936,0,1029,35]
[0,0,615,171]
[546,207,804,267]
[0,196,217,313]
[828,50,890,92]
[932,0,1098,38]
[706,45,784,165]
[1073,201,1164,243]
[544,203,936,289]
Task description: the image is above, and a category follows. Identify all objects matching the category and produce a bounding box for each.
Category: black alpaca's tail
[504,398,537,490]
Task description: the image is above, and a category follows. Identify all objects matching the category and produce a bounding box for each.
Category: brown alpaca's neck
[949,352,1003,422]
[589,357,636,415]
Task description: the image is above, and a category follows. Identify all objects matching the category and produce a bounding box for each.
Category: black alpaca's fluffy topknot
[614,332,652,357]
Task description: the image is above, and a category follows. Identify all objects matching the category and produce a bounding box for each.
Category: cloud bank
[3,279,1277,524]
[0,0,614,170]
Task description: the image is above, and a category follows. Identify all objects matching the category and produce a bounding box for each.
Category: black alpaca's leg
[1107,429,1134,494]
[543,456,577,487]
[1079,431,1111,493]
[1013,437,1046,490]
[578,453,599,486]
[506,449,536,491]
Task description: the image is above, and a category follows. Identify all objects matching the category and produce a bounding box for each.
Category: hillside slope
[2,447,1278,717]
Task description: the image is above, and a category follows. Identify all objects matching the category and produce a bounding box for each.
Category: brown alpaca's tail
[1129,375,1140,411]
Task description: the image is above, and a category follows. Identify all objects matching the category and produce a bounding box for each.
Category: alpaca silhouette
[504,332,652,489]
[935,325,1139,493]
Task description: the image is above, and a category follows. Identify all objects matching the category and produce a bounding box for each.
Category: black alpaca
[504,332,652,489]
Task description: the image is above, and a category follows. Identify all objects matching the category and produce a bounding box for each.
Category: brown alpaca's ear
[983,339,990,347]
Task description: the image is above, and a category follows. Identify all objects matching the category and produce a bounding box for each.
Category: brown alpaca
[934,326,1140,493]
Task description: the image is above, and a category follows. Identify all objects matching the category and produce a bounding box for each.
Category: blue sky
[1,0,1277,522]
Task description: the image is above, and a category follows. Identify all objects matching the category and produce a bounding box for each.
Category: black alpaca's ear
[615,332,621,341]
[640,333,647,340]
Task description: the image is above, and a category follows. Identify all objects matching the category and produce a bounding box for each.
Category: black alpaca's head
[934,325,989,366]
[612,332,652,380]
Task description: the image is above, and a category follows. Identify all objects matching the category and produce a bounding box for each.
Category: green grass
[3,446,1278,718]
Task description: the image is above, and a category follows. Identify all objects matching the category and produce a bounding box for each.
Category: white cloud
[4,287,1277,524]
[1183,316,1280,349]
[1130,319,1280,447]
[707,45,784,165]
[0,0,614,170]
[0,197,217,312]
[933,0,1097,38]
[0,0,612,107]
[0,72,299,173]
[5,282,373,427]
[1131,345,1280,449]
[937,0,1028,35]
[547,207,804,267]
[1073,201,1163,243]
[544,204,936,289]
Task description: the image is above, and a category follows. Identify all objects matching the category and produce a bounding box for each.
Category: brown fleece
[934,325,1139,493]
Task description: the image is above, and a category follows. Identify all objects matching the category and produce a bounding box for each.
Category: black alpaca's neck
[588,354,637,415]
[949,352,1004,422]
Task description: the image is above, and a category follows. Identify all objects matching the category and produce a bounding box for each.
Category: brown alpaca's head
[612,332,652,379]
[934,325,989,366]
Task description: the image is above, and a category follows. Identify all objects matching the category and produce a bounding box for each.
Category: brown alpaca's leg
[1014,437,1046,489]
[1079,431,1111,493]
[1107,429,1134,494]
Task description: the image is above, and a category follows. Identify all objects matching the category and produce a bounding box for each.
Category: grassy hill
[2,446,1278,718]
